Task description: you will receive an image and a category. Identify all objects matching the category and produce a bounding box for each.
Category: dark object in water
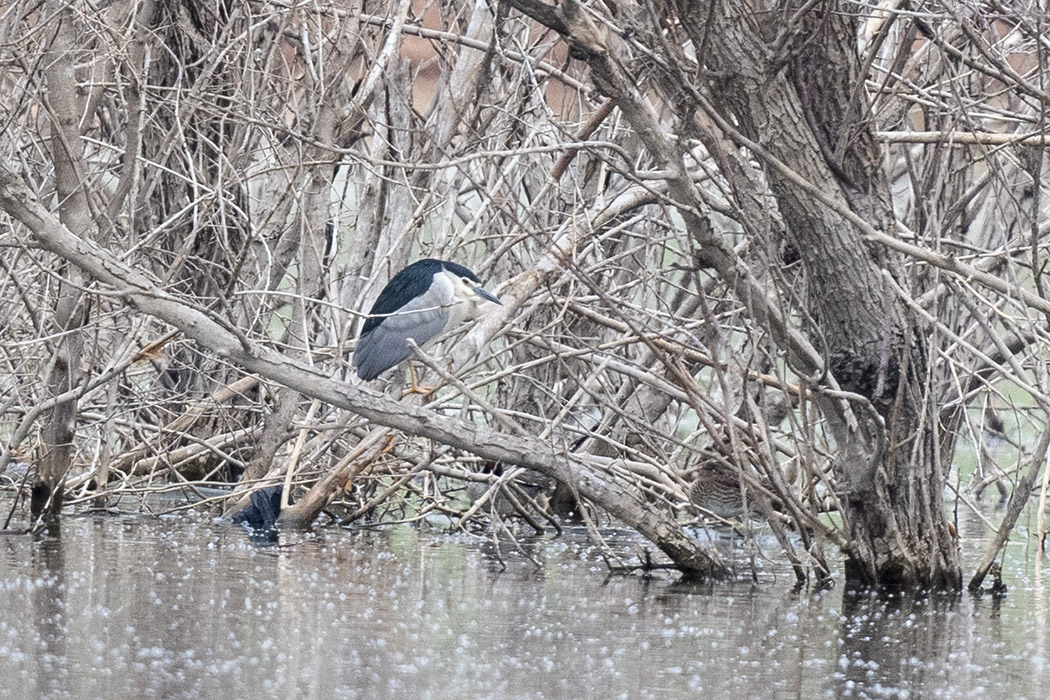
[230,485,287,533]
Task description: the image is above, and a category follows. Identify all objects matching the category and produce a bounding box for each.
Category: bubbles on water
[0,514,1046,699]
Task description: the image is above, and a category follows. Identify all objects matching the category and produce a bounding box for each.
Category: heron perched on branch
[353,258,502,387]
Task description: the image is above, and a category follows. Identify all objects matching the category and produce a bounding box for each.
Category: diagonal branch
[0,165,726,580]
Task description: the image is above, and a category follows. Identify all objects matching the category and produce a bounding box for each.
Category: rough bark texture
[3,0,1044,588]
[33,1,96,520]
[690,0,959,589]
[502,0,963,589]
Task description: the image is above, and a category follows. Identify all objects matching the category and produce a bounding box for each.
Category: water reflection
[0,514,1046,700]
[30,525,66,699]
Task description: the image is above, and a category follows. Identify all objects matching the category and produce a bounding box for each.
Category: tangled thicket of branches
[1,0,1049,588]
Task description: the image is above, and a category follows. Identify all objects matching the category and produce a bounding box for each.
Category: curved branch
[0,166,726,580]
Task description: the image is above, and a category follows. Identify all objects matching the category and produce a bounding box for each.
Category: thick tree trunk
[692,1,961,589]
[33,1,96,520]
[504,0,962,589]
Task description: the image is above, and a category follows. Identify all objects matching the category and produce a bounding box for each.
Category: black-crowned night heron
[353,258,502,384]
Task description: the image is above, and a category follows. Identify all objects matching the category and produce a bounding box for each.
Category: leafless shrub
[1,0,1049,588]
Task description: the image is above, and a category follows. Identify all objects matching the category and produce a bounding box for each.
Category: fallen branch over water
[0,166,727,580]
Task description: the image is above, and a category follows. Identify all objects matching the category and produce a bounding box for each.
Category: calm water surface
[1,507,1048,700]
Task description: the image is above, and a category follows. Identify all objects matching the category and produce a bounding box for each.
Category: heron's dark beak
[475,287,502,305]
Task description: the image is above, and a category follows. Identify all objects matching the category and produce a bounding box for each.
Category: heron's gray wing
[353,295,451,380]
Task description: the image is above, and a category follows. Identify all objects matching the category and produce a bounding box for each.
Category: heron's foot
[401,363,436,398]
[401,384,436,399]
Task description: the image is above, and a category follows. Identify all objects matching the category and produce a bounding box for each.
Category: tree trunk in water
[503,0,962,588]
[694,1,960,589]
[33,1,96,520]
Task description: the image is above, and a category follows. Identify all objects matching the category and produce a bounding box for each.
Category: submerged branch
[969,423,1050,592]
